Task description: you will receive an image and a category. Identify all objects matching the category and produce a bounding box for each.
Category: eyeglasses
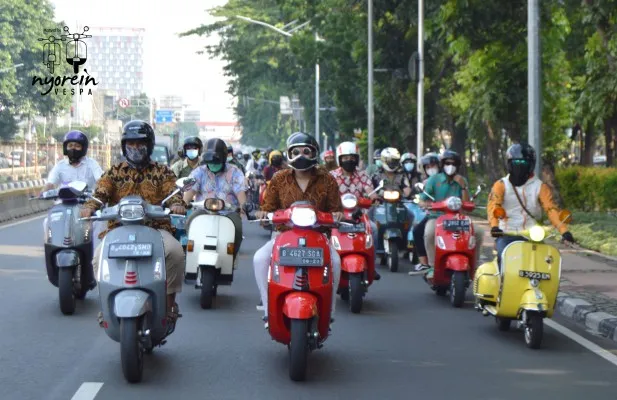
[290,147,313,157]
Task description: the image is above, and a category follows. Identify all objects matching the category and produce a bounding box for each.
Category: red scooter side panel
[445,254,470,271]
[282,292,318,319]
[432,213,477,287]
[341,254,367,273]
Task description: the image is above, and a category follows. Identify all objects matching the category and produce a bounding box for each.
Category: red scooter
[417,184,482,308]
[331,194,376,313]
[258,201,345,381]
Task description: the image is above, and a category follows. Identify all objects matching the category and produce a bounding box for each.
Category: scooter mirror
[493,206,507,219]
[559,210,573,224]
[68,181,87,193]
[414,182,425,192]
[176,177,196,191]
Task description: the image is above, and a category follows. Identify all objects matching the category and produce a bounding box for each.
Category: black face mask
[290,156,317,171]
[271,156,283,167]
[66,149,85,164]
[509,165,531,187]
[340,160,357,173]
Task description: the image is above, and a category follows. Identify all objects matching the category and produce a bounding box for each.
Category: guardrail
[0,180,47,192]
[0,184,52,223]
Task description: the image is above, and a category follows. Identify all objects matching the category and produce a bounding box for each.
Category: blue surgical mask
[375,160,382,168]
[404,162,415,172]
[207,163,223,173]
[186,149,199,160]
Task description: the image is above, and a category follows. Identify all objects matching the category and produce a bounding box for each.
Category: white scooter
[185,197,242,309]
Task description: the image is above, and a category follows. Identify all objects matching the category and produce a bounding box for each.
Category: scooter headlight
[341,193,358,209]
[446,196,462,211]
[383,190,400,202]
[529,225,546,242]
[205,198,225,212]
[290,207,317,227]
[119,204,145,221]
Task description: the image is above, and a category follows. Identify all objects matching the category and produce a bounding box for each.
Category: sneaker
[408,264,431,276]
[256,301,264,311]
[262,316,269,330]
[374,272,381,281]
[97,311,104,328]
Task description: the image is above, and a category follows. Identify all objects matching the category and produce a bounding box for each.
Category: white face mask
[227,156,233,162]
[186,150,199,160]
[427,167,439,177]
[444,165,457,176]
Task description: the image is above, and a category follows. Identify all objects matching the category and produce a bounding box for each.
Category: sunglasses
[290,147,314,157]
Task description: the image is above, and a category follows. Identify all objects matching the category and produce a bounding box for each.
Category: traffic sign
[155,110,174,123]
[118,98,130,108]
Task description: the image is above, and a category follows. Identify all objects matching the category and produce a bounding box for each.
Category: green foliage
[555,166,617,211]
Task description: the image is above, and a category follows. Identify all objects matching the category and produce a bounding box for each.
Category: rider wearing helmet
[419,152,441,183]
[171,136,203,178]
[263,150,285,181]
[488,143,575,267]
[323,149,337,171]
[81,120,186,325]
[401,152,421,196]
[371,147,412,197]
[365,148,383,176]
[331,141,381,280]
[410,149,483,275]
[226,144,246,175]
[253,132,343,326]
[245,149,262,174]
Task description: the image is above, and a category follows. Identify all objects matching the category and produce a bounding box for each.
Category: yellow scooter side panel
[498,241,561,318]
[473,260,500,301]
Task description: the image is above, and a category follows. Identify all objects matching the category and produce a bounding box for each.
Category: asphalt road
[1,216,617,400]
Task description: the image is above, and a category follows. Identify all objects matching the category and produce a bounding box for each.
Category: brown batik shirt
[83,161,184,238]
[261,167,343,232]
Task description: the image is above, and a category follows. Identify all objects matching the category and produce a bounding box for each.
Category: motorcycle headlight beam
[529,225,546,242]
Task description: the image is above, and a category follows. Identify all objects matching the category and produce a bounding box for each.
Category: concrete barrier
[0,179,47,192]
[0,185,52,223]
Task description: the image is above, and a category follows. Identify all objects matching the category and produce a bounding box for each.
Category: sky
[50,0,236,122]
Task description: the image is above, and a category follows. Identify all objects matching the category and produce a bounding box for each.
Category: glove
[490,227,503,238]
[562,231,575,244]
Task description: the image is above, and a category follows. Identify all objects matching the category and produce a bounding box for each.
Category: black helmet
[439,149,461,168]
[506,143,536,175]
[121,120,155,160]
[373,148,382,160]
[183,136,203,152]
[202,138,228,165]
[286,132,319,171]
[420,152,440,173]
[63,130,89,162]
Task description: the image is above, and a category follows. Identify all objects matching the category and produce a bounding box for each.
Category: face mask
[341,160,357,173]
[444,165,457,176]
[125,145,149,168]
[375,160,382,168]
[509,165,530,187]
[66,149,84,164]
[289,156,316,171]
[426,167,439,177]
[207,163,223,173]
[404,162,415,172]
[227,156,233,162]
[271,156,283,167]
[186,149,199,160]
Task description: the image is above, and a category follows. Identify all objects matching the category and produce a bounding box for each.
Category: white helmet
[335,141,359,166]
[381,147,401,172]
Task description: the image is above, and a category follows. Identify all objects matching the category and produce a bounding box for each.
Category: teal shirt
[420,172,468,218]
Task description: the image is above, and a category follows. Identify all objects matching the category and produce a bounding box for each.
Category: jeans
[253,237,341,318]
[496,235,527,270]
[413,216,430,258]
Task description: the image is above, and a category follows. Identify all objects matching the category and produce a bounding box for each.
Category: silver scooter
[36,181,96,315]
[82,178,194,383]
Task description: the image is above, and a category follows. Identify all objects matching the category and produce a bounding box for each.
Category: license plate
[108,243,153,258]
[279,247,324,267]
[443,219,470,231]
[519,270,551,280]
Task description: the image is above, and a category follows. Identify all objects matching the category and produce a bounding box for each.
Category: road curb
[556,294,617,341]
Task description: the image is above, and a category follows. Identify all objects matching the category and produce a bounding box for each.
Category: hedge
[555,166,617,211]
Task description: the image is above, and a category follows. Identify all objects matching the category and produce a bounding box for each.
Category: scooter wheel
[120,318,144,383]
[524,313,544,349]
[450,271,466,308]
[200,267,216,310]
[58,268,76,315]
[387,240,399,272]
[496,317,512,331]
[289,319,309,381]
[349,274,364,314]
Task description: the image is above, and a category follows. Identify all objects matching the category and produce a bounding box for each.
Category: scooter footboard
[519,289,549,315]
[114,290,152,318]
[341,254,367,273]
[445,254,471,272]
[283,292,318,319]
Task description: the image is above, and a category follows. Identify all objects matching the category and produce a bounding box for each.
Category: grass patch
[567,212,617,257]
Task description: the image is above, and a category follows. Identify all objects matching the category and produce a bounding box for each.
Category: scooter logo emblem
[37,25,92,74]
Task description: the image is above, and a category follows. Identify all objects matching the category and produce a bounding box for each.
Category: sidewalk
[473,218,617,342]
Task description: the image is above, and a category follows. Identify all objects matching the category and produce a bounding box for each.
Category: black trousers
[413,216,430,258]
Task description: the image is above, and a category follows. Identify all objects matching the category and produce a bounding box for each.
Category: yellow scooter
[473,206,572,349]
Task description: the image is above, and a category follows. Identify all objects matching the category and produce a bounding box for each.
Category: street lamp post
[528,0,542,177]
[417,0,425,159]
[368,0,374,165]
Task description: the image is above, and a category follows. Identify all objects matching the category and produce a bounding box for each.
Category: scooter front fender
[55,249,80,268]
[198,251,219,269]
[445,254,470,272]
[519,288,549,313]
[341,254,367,273]
[282,292,318,320]
[113,290,152,318]
[383,228,402,240]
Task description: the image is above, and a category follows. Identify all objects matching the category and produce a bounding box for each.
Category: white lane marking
[71,382,104,400]
[0,214,45,230]
[546,319,617,367]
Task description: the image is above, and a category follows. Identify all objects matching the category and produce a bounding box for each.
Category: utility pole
[367,0,374,165]
[417,0,424,159]
[528,0,542,176]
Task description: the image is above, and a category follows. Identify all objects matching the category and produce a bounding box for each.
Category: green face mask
[375,160,383,168]
[207,163,223,173]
